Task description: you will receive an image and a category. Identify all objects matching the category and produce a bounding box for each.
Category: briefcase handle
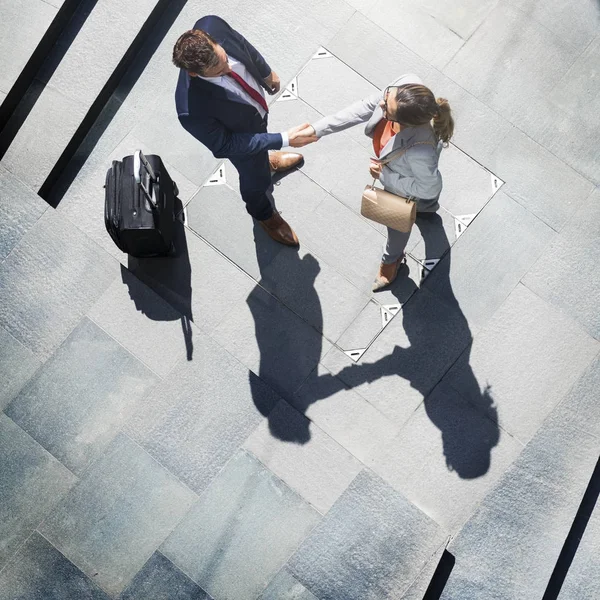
[133,150,158,208]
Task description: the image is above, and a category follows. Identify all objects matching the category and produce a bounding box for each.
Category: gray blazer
[312,74,443,206]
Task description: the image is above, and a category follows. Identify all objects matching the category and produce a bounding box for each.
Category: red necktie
[226,71,269,113]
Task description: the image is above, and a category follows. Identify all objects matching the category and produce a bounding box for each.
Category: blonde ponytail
[433,98,454,146]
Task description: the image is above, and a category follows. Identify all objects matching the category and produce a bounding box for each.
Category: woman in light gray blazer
[308,74,454,290]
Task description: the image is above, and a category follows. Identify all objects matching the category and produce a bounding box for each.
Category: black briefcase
[104,150,178,257]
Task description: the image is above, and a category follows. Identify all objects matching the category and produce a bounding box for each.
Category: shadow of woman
[308,214,500,479]
[125,198,194,360]
[248,222,323,445]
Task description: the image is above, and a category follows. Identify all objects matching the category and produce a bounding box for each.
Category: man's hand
[287,123,319,148]
[369,159,382,180]
[264,71,281,94]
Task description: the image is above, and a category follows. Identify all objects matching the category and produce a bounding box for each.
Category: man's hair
[172,29,219,74]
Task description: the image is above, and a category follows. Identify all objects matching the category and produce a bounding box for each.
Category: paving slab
[124,326,278,495]
[119,552,211,600]
[211,284,331,401]
[161,450,321,600]
[444,283,600,444]
[369,380,524,532]
[487,127,594,231]
[0,168,48,262]
[244,400,363,513]
[2,0,162,191]
[129,225,256,335]
[523,188,600,340]
[258,569,318,600]
[6,317,157,475]
[39,433,197,597]
[406,208,457,264]
[88,267,191,378]
[0,532,110,600]
[365,0,464,70]
[288,469,446,600]
[443,3,580,129]
[0,210,117,359]
[0,325,41,411]
[292,364,400,467]
[323,287,473,427]
[0,414,76,569]
[0,0,57,94]
[423,191,555,330]
[441,408,600,599]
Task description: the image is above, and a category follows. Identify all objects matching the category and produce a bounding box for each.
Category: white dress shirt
[200,55,289,147]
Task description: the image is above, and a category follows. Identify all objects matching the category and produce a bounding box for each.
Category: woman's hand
[369,160,382,180]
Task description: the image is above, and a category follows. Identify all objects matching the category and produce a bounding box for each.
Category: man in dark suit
[173,15,317,246]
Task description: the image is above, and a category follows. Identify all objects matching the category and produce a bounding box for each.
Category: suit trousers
[228,119,274,222]
[381,196,440,264]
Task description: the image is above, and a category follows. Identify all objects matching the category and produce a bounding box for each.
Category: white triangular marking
[312,47,333,59]
[421,258,440,281]
[344,348,366,362]
[454,214,476,239]
[381,303,401,328]
[205,163,226,186]
[277,78,298,102]
[490,173,504,194]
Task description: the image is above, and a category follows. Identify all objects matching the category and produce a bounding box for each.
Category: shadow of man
[248,222,323,445]
[126,198,194,360]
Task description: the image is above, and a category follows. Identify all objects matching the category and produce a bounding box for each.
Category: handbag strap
[378,140,437,166]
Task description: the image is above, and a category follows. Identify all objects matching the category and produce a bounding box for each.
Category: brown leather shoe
[269,151,303,173]
[259,211,299,246]
[372,256,404,291]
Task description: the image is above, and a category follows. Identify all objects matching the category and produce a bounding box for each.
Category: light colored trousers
[381,197,440,264]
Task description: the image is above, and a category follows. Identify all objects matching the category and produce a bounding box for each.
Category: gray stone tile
[259,569,318,600]
[0,325,41,411]
[185,184,283,281]
[436,143,495,217]
[406,207,457,264]
[124,326,279,495]
[327,12,439,91]
[523,188,600,340]
[211,285,331,400]
[488,127,594,230]
[88,267,190,378]
[288,470,445,600]
[506,0,599,52]
[553,353,600,439]
[400,540,449,600]
[6,318,157,475]
[0,210,118,359]
[0,414,76,569]
[0,532,110,600]
[258,245,369,343]
[443,4,580,124]
[161,451,321,600]
[119,552,210,600]
[558,492,600,600]
[39,434,197,598]
[244,400,363,513]
[369,380,524,532]
[322,287,473,427]
[0,169,47,262]
[442,408,600,600]
[130,226,255,335]
[2,86,87,191]
[292,365,400,467]
[0,0,57,93]
[365,0,464,69]
[444,284,600,443]
[298,192,387,293]
[334,299,387,352]
[423,191,556,330]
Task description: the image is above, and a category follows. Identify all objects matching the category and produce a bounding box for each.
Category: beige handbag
[361,141,435,232]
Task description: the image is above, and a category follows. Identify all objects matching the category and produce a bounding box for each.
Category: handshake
[285,123,319,148]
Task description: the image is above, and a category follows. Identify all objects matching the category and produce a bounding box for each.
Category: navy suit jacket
[175,15,283,158]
